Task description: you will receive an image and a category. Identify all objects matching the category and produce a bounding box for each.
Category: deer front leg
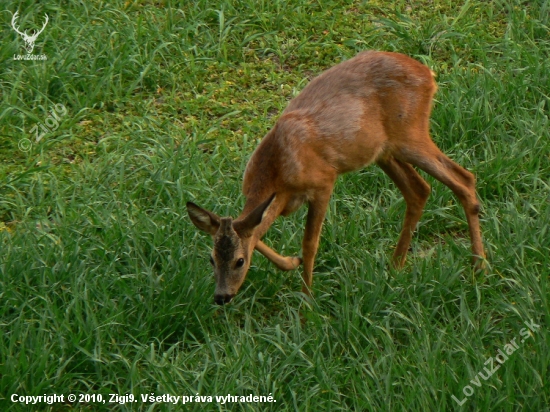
[255,240,302,271]
[301,189,333,295]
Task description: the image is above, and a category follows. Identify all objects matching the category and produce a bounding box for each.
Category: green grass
[1,0,549,411]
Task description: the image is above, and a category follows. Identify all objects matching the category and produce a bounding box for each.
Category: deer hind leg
[255,240,302,271]
[377,156,431,268]
[301,188,333,295]
[399,141,486,268]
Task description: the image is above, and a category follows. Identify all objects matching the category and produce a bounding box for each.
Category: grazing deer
[187,51,485,305]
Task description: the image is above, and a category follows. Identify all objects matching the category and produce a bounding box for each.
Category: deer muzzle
[214,293,236,305]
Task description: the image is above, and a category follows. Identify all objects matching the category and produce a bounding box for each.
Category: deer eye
[209,256,215,266]
[235,258,245,268]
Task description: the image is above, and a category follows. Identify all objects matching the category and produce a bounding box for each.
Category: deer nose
[214,294,235,305]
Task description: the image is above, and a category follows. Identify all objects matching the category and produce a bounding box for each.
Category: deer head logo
[11,11,49,54]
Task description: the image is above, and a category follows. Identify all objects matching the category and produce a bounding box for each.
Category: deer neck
[238,126,289,240]
[239,192,287,242]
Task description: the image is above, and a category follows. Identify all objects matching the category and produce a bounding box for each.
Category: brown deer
[187,51,485,305]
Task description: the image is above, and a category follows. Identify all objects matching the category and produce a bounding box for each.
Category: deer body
[187,51,485,305]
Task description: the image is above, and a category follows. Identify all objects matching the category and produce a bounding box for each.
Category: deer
[187,51,486,305]
[11,11,49,54]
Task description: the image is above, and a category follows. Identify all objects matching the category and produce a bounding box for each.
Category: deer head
[11,11,49,54]
[186,194,276,305]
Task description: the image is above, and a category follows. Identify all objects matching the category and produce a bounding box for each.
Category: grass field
[1,0,549,410]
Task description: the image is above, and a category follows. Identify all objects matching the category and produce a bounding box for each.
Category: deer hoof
[279,256,302,271]
[292,257,302,269]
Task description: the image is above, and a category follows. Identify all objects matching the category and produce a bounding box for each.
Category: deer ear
[186,202,221,236]
[233,193,276,237]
